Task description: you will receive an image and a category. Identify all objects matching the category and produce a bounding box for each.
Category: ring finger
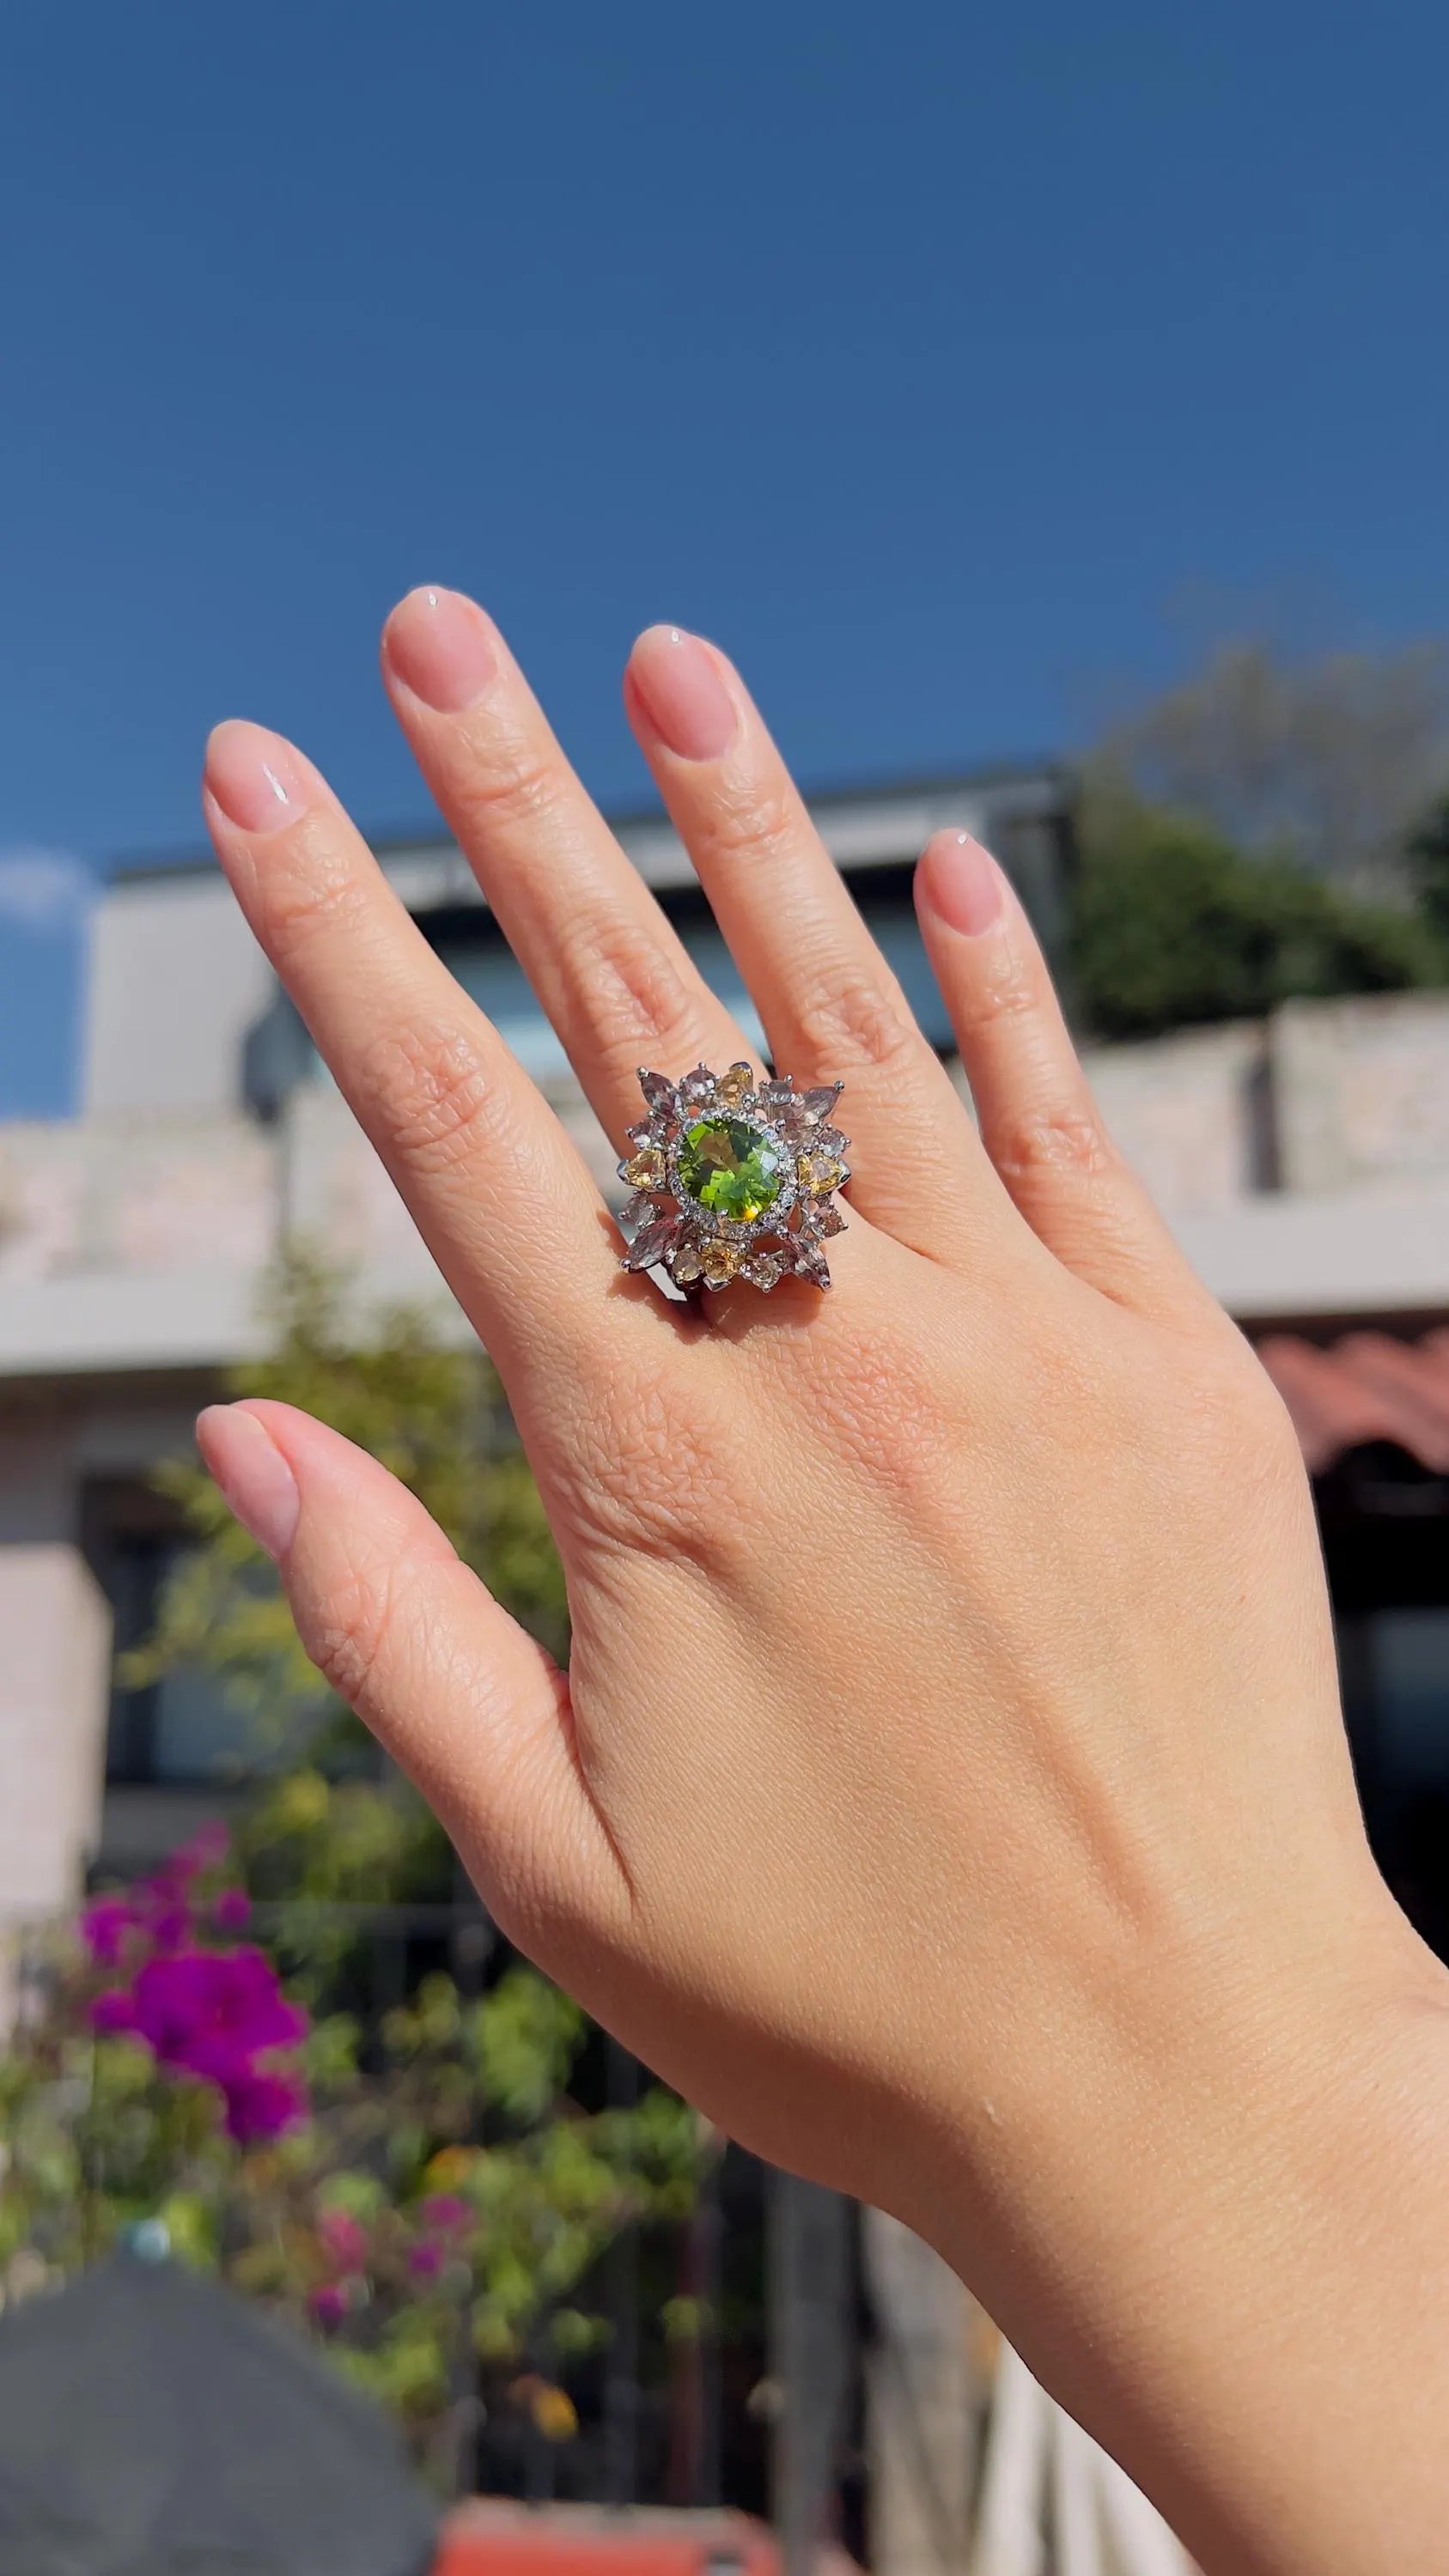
[624,624,1009,1257]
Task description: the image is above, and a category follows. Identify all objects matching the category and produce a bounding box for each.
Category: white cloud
[0,847,94,933]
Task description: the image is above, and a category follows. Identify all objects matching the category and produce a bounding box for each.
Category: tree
[1407,793,1449,945]
[0,1835,697,2486]
[1070,788,1439,1042]
[1091,639,1449,893]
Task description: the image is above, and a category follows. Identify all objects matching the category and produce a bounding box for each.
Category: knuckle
[306,1557,402,1711]
[791,957,920,1074]
[697,774,799,867]
[358,1018,499,1178]
[991,1105,1115,1187]
[563,909,703,1069]
[257,823,374,971]
[947,950,1038,1046]
[454,727,565,839]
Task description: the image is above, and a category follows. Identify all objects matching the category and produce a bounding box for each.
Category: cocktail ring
[618,1062,849,1293]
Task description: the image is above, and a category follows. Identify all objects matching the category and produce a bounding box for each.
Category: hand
[198,591,1449,2576]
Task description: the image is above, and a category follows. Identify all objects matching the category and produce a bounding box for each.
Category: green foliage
[0,1249,704,2482]
[1407,793,1449,945]
[124,1248,569,1987]
[1,1929,698,2483]
[127,1246,566,1716]
[1070,789,1445,1042]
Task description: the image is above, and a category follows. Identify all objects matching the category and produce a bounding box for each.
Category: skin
[197,589,1449,2575]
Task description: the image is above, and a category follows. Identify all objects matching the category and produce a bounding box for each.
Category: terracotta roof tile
[1257,1332,1449,1475]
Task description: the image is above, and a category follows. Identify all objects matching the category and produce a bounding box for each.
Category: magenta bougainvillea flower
[83,1850,310,2145]
[219,2063,308,2143]
[308,2281,350,2329]
[131,1945,306,2073]
[88,1986,138,2035]
[81,1895,140,1967]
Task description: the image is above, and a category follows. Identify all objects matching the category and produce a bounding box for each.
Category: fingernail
[919,831,1005,937]
[629,626,738,762]
[204,722,309,835]
[384,586,499,714]
[197,1406,301,1561]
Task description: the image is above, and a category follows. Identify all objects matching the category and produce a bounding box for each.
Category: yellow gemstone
[624,1146,666,1188]
[701,1240,741,1287]
[797,1153,844,1196]
[715,1061,754,1106]
[673,1243,703,1282]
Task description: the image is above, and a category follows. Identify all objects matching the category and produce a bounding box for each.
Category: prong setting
[617,1064,849,1293]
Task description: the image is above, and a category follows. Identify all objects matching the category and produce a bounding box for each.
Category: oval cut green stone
[677,1116,783,1223]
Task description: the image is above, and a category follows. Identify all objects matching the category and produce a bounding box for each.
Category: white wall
[0,1426,110,1941]
[84,871,276,1115]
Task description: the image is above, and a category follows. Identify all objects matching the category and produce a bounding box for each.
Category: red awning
[1257,1331,1449,1476]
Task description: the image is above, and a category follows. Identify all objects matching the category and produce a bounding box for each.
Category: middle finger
[624,624,1004,1259]
[381,586,755,1151]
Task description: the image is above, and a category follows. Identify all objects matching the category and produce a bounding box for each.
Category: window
[86,1483,284,1789]
[1363,1609,1449,1790]
[1325,1455,1449,1965]
[415,866,958,1082]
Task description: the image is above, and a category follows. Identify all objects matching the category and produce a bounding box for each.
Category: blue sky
[2,0,1447,1112]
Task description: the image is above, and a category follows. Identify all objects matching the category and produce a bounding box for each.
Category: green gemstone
[677,1116,783,1223]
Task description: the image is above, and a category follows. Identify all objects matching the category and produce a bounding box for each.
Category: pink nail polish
[384,586,499,714]
[919,831,1005,937]
[197,1406,301,1561]
[629,626,738,762]
[205,722,308,835]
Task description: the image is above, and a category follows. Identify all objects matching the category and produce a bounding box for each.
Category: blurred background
[2,6,1447,2573]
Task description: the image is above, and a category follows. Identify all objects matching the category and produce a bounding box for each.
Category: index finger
[202,718,622,1402]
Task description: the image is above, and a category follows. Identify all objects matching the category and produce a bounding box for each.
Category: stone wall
[3,990,1449,1299]
[0,1115,275,1285]
[1085,987,1449,1215]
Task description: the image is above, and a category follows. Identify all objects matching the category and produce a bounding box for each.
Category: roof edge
[104,756,1073,884]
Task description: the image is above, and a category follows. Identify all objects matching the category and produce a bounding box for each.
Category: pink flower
[317,2208,369,2270]
[222,2064,307,2143]
[131,1947,307,2077]
[210,1887,253,1933]
[81,1896,140,1967]
[419,2193,470,2237]
[107,1946,309,2136]
[88,1988,137,2035]
[308,2281,350,2330]
[408,2239,446,2280]
[135,1877,190,1951]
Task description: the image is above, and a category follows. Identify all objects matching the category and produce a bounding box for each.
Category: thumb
[195,1399,629,1952]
